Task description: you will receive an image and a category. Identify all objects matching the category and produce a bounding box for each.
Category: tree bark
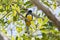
[30,0,60,31]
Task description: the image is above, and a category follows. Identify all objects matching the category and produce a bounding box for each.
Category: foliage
[0,0,60,40]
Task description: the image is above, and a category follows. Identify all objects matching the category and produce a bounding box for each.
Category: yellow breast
[27,15,32,21]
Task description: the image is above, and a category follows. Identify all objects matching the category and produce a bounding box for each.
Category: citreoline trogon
[25,10,33,34]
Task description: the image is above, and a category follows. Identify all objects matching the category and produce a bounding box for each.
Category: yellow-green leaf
[31,21,36,27]
[11,36,14,40]
[12,6,15,10]
[43,17,49,25]
[6,5,10,11]
[0,5,3,9]
[16,6,20,13]
[2,28,7,34]
[16,27,22,33]
[13,10,17,16]
[37,18,43,25]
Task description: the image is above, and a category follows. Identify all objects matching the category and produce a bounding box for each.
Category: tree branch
[0,32,10,40]
[30,0,60,31]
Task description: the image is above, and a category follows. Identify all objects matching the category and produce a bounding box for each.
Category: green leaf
[16,27,22,33]
[24,1,31,5]
[2,0,9,5]
[16,36,21,40]
[0,19,5,26]
[13,10,17,16]
[13,14,19,22]
[52,2,57,9]
[24,1,33,8]
[43,17,49,25]
[35,37,40,40]
[37,18,43,25]
[41,29,49,34]
[2,28,7,34]
[22,34,31,40]
[0,5,3,9]
[41,33,48,40]
[31,21,36,27]
[11,36,14,40]
[6,5,10,11]
[44,1,50,7]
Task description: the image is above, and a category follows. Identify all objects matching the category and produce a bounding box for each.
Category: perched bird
[25,10,33,34]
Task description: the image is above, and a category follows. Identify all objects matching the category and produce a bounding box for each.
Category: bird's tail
[25,26,30,34]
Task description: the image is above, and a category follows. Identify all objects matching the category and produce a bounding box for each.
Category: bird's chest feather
[26,15,32,21]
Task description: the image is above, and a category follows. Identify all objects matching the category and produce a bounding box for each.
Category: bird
[25,10,33,34]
